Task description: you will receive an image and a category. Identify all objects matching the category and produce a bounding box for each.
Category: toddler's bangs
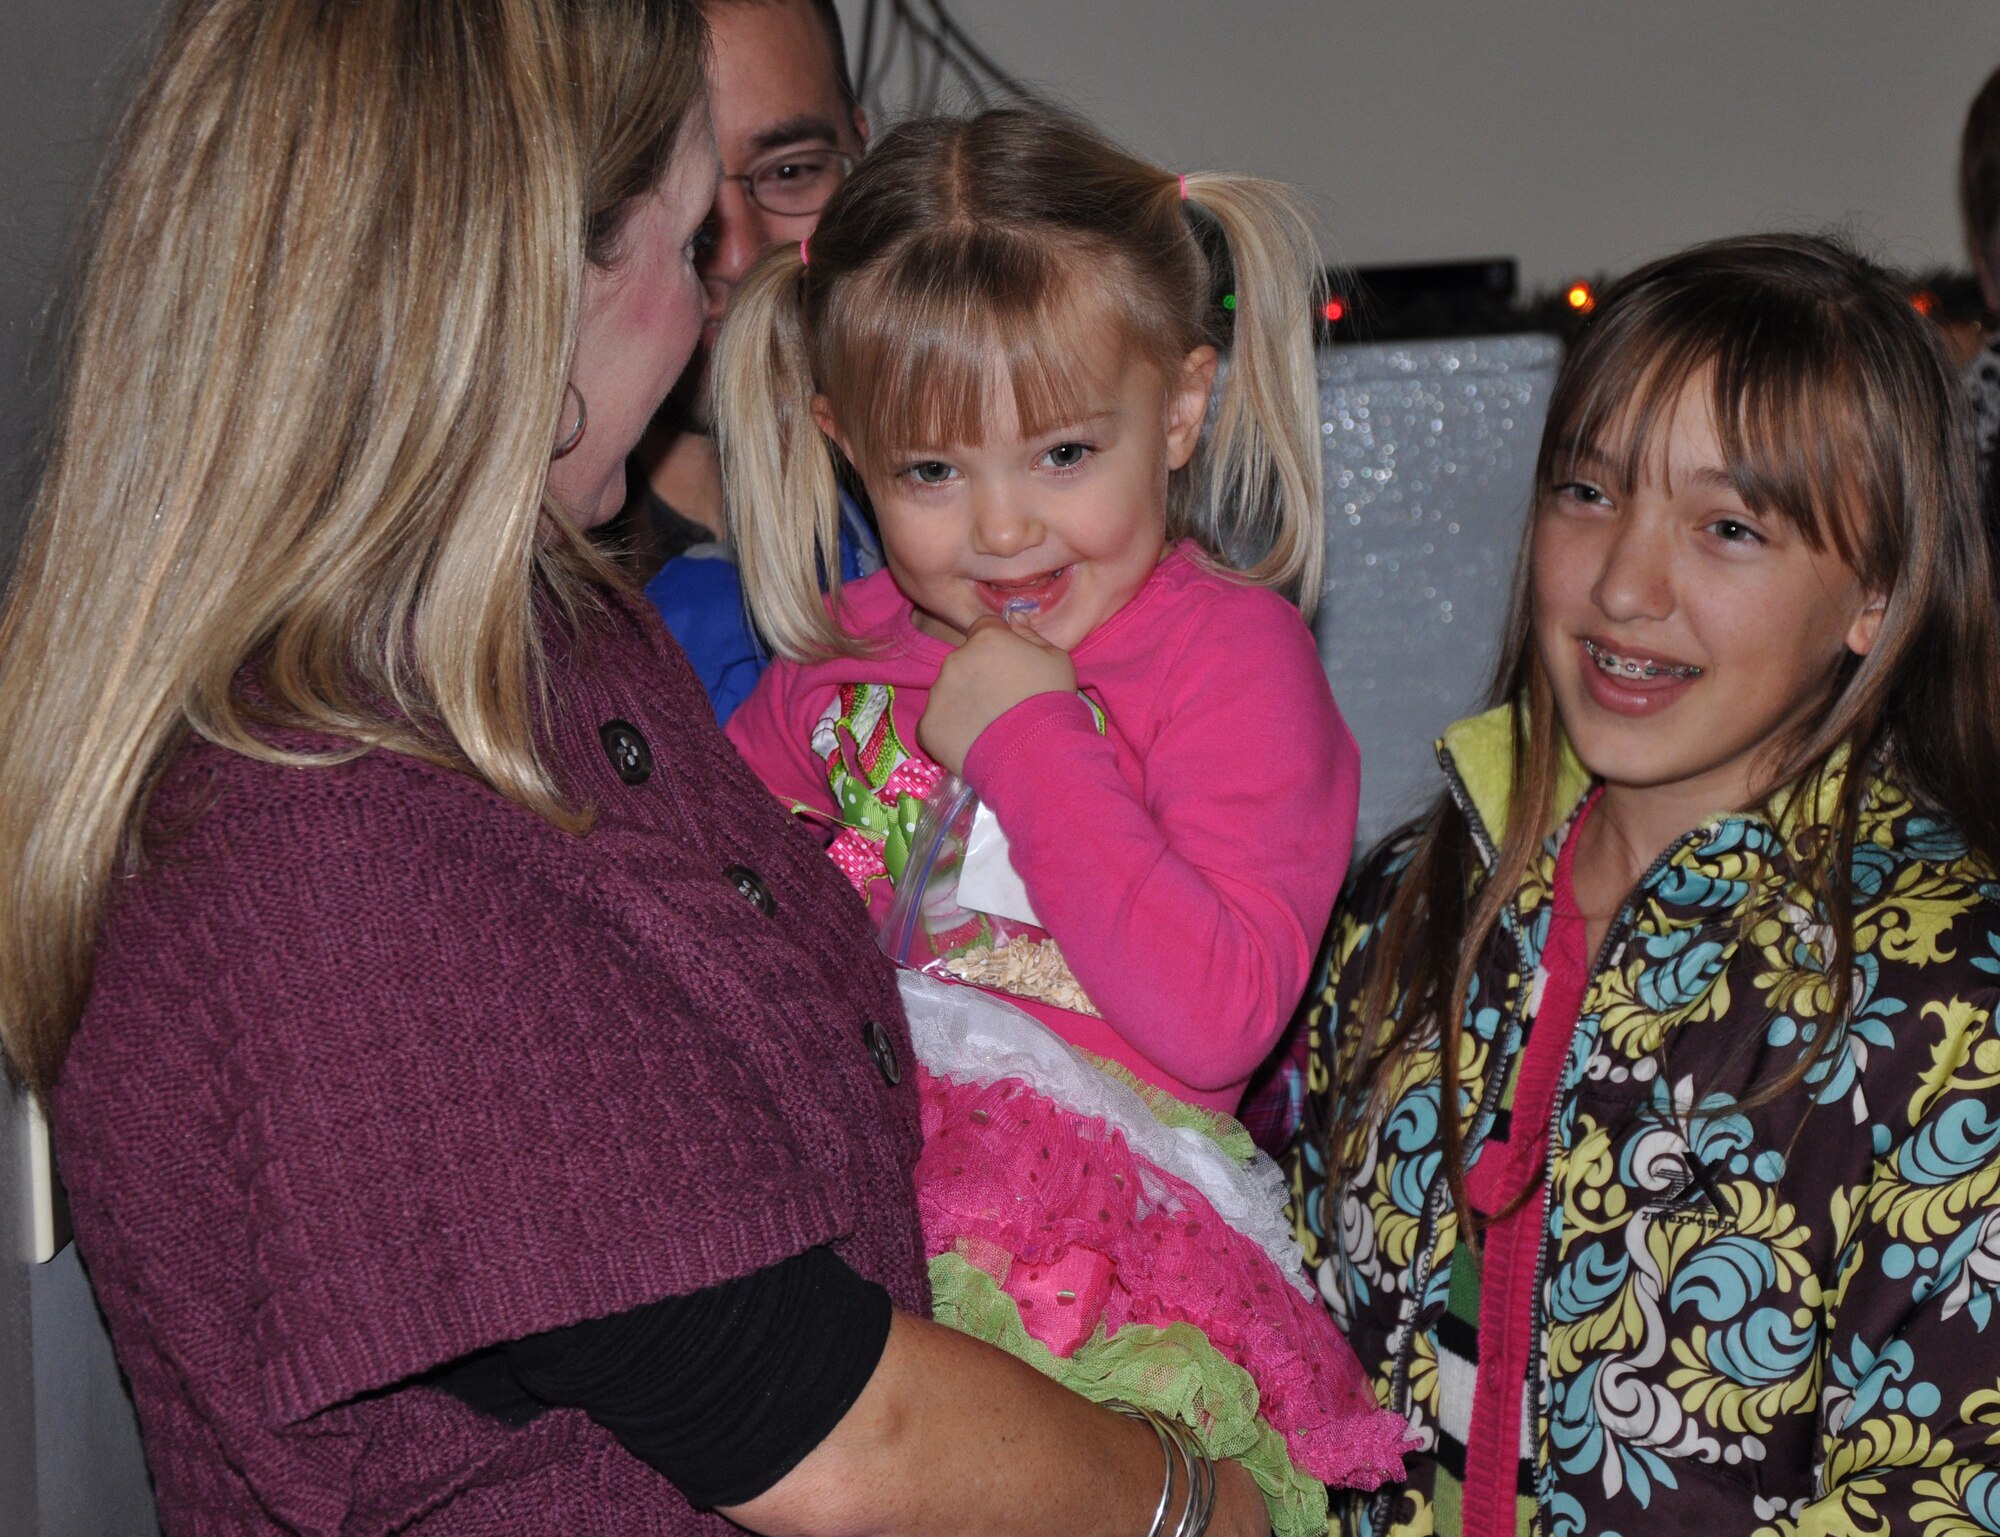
[815,235,1142,477]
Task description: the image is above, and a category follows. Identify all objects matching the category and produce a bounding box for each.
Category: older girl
[1292,234,2000,1536]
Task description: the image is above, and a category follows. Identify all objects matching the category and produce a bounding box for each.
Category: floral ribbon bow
[804,681,1106,902]
[806,682,945,899]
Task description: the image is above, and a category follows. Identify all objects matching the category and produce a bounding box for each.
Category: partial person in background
[1959,62,2000,510]
[609,0,879,720]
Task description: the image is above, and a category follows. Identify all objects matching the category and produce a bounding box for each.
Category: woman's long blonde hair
[714,107,1328,660]
[1333,234,2000,1225]
[0,0,707,1095]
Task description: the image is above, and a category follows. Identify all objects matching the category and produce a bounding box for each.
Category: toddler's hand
[918,610,1077,775]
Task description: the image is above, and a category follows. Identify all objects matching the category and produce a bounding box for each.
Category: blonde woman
[0,2,1267,1532]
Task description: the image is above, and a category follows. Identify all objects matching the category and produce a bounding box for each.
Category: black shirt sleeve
[437,1245,894,1509]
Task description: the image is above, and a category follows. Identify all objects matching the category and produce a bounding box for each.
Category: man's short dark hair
[703,0,859,112]
[1962,64,2000,291]
[804,0,858,110]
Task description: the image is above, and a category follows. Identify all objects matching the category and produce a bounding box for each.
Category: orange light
[1322,296,1347,324]
[1912,290,1937,316]
[1566,283,1595,313]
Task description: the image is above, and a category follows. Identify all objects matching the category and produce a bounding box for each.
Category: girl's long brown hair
[715,107,1328,660]
[0,0,708,1096]
[1334,234,2000,1222]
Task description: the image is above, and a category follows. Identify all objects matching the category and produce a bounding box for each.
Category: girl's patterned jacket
[1288,706,2000,1537]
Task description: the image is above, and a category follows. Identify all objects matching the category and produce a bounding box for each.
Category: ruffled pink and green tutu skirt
[900,971,1409,1537]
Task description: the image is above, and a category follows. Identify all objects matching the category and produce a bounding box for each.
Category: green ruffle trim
[930,1252,1328,1537]
[1076,1050,1259,1164]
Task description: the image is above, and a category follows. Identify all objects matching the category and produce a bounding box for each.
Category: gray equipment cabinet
[1313,334,1561,846]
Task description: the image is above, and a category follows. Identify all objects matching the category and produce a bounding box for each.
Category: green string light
[1221,293,1238,311]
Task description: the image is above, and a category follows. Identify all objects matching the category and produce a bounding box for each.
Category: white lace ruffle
[898,969,1313,1296]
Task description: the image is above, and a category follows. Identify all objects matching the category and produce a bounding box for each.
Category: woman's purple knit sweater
[49,590,928,1535]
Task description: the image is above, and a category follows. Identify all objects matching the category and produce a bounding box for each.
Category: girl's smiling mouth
[1577,636,1704,718]
[975,566,1073,613]
[1582,637,1704,682]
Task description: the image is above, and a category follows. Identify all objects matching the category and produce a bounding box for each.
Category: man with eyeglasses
[615,0,874,719]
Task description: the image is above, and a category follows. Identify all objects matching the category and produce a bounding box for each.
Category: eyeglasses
[721,149,857,219]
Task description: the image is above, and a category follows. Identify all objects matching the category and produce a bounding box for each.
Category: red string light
[1323,296,1347,324]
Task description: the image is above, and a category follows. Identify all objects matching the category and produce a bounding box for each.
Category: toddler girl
[718,108,1409,1533]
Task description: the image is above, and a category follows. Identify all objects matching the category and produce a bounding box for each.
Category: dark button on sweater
[864,1019,900,1086]
[724,864,776,917]
[601,719,653,784]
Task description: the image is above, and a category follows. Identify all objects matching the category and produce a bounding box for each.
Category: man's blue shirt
[642,488,880,723]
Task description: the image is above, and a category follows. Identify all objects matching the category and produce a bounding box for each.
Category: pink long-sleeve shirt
[726,544,1359,1112]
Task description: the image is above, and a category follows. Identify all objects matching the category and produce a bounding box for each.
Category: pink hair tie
[799,238,810,267]
[1178,172,1189,201]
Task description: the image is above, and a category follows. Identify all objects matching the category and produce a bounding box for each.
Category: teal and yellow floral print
[1287,706,2000,1537]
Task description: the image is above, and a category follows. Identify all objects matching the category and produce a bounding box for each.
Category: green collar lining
[1435,704,1591,857]
[1436,703,1858,861]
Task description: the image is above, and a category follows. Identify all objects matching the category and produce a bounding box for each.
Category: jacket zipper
[1370,753,1541,1533]
[1521,823,1711,1537]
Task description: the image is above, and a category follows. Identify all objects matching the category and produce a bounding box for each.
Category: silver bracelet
[1107,1401,1176,1537]
[1161,1415,1215,1537]
[1107,1402,1216,1537]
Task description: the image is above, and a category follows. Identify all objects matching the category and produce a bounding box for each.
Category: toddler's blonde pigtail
[1179,173,1325,619]
[714,242,855,660]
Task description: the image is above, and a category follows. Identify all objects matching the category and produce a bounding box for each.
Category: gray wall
[840,0,2000,292]
[1,0,158,560]
[3,1,167,1532]
[2,1109,36,1535]
[27,1250,157,1537]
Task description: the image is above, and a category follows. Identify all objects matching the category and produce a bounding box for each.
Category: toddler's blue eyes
[899,445,1090,483]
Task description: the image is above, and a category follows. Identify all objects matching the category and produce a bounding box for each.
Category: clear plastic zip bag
[878,773,1101,1017]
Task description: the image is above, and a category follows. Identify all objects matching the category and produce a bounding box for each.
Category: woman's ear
[1846,592,1888,657]
[1164,346,1219,472]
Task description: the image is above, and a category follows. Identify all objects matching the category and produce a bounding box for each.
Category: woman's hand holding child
[917,609,1077,775]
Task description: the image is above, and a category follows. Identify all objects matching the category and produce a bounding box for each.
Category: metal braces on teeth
[1584,640,1704,681]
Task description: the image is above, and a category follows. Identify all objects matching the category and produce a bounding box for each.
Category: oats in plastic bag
[879,773,1099,1017]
